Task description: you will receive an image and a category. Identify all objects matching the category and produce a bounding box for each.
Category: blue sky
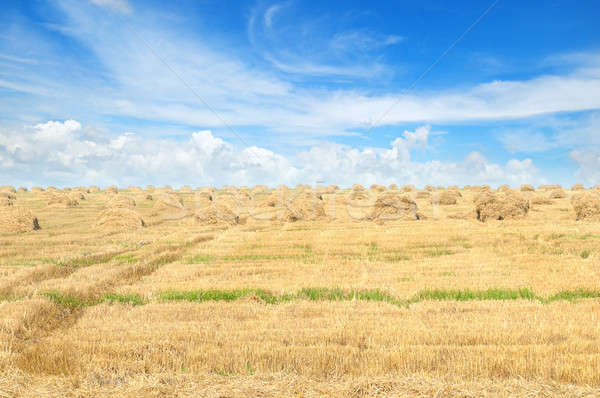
[1,0,599,188]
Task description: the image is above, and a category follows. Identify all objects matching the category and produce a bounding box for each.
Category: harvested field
[0,185,599,397]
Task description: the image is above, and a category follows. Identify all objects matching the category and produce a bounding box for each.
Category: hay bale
[388,184,398,190]
[250,190,325,222]
[0,192,16,200]
[349,190,371,201]
[520,184,535,192]
[497,184,512,192]
[370,184,387,192]
[530,196,554,205]
[571,193,600,221]
[179,185,193,193]
[352,184,365,192]
[571,184,585,191]
[63,187,72,192]
[431,191,458,205]
[96,208,145,230]
[0,186,16,193]
[154,193,184,211]
[424,185,435,192]
[17,187,28,193]
[401,185,416,193]
[0,197,13,207]
[89,186,100,193]
[0,206,40,233]
[415,191,431,199]
[128,186,144,193]
[107,195,136,209]
[145,185,155,191]
[46,193,78,208]
[251,185,268,194]
[371,192,420,221]
[31,187,44,193]
[105,186,118,194]
[474,192,529,222]
[69,192,86,201]
[549,189,567,199]
[539,184,562,191]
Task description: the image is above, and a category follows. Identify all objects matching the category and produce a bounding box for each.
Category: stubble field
[1,184,599,397]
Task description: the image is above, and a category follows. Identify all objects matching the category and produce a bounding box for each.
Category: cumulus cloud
[0,121,541,188]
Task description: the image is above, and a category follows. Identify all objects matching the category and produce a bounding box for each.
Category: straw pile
[571,193,600,221]
[154,193,185,211]
[520,184,535,192]
[179,185,193,193]
[370,184,387,192]
[31,187,44,193]
[571,184,585,191]
[424,185,435,192]
[0,206,40,233]
[388,184,398,190]
[0,186,16,193]
[352,184,366,192]
[46,193,79,208]
[370,192,421,221]
[415,191,431,199]
[549,189,567,199]
[474,192,529,222]
[401,185,416,193]
[0,197,13,207]
[107,195,136,209]
[530,196,554,205]
[17,187,28,193]
[96,208,145,230]
[539,184,562,191]
[0,192,16,200]
[105,186,118,194]
[431,190,459,205]
[89,186,100,193]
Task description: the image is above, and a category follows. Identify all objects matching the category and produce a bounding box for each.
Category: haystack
[352,184,366,192]
[401,185,416,193]
[388,184,398,190]
[0,206,40,233]
[520,184,535,192]
[549,189,567,199]
[0,197,13,207]
[370,184,387,192]
[539,184,562,191]
[154,193,185,211]
[0,192,16,200]
[531,196,553,205]
[179,185,193,193]
[474,192,529,222]
[31,187,44,193]
[571,184,585,191]
[17,187,28,193]
[107,195,136,209]
[105,186,118,194]
[196,200,240,225]
[89,186,100,193]
[424,185,435,192]
[431,190,459,205]
[128,186,144,193]
[251,185,268,194]
[0,186,16,193]
[415,191,431,199]
[46,193,79,208]
[69,192,86,201]
[250,190,325,222]
[370,192,420,221]
[96,208,145,230]
[497,184,512,192]
[571,193,600,221]
[145,185,155,191]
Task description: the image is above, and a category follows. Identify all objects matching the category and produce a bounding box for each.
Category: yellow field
[1,187,599,397]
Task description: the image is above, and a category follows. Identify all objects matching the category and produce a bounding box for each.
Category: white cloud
[570,150,600,185]
[0,120,541,188]
[89,0,132,14]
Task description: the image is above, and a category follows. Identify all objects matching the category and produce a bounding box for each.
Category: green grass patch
[411,288,537,302]
[40,291,94,309]
[580,250,591,259]
[185,254,215,264]
[102,293,145,306]
[422,248,454,257]
[114,254,139,265]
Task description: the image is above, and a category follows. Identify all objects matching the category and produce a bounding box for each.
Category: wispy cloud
[89,0,132,14]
